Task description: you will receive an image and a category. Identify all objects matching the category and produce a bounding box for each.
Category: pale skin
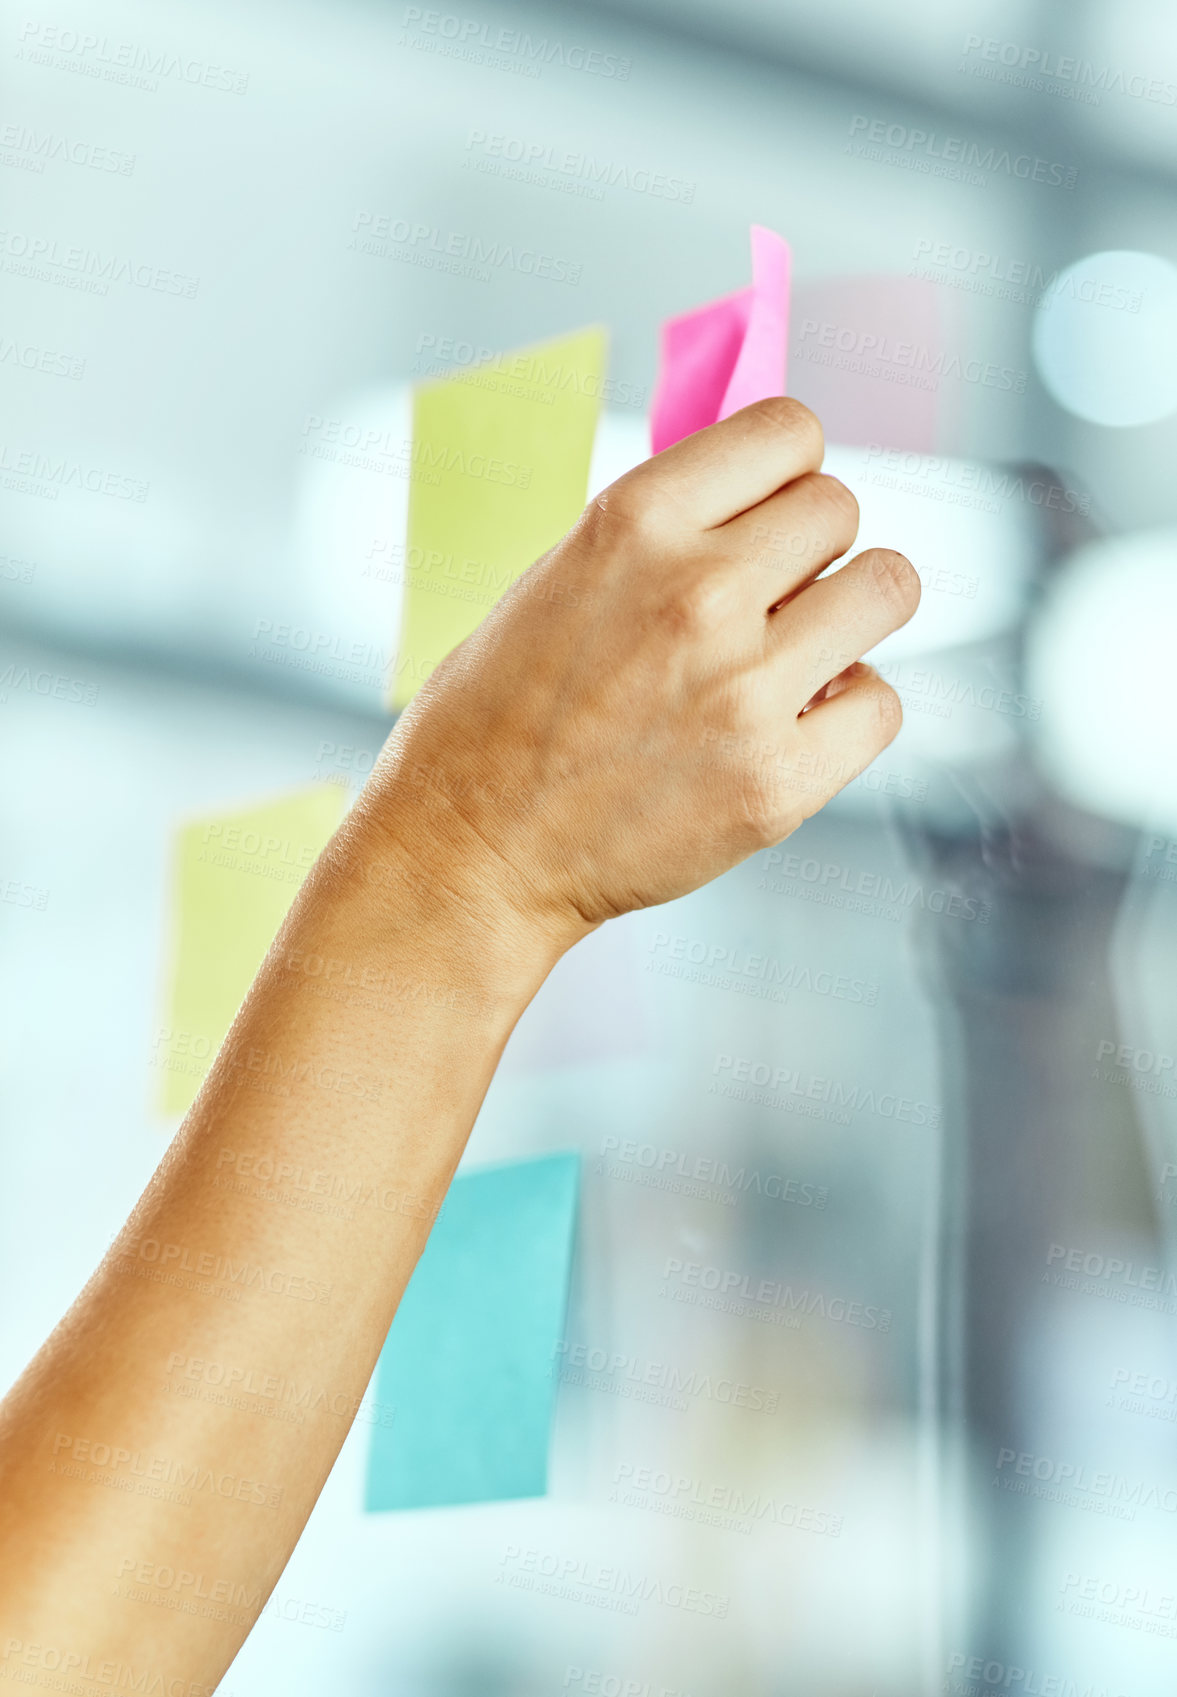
[0,396,919,1687]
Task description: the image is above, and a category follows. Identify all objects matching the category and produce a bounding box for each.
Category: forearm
[0,791,561,1683]
[0,394,919,1688]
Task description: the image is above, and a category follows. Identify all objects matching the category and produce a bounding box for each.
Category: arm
[0,398,919,1687]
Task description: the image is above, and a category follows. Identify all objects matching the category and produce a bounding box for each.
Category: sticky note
[650,224,790,453]
[789,275,946,453]
[392,327,608,709]
[156,784,348,1115]
[365,1151,580,1511]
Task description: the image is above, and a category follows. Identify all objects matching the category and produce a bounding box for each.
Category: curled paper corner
[650,224,791,454]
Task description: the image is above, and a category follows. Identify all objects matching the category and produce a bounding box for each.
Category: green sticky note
[365,1151,581,1511]
[156,784,348,1115]
[392,326,608,708]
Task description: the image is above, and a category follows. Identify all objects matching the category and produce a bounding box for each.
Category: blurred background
[4,0,1177,1690]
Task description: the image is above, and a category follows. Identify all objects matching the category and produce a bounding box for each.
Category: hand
[359,397,920,957]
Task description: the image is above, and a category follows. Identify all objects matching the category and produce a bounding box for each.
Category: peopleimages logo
[0,227,198,296]
[1110,1364,1177,1422]
[0,663,98,705]
[863,442,1091,517]
[412,332,646,405]
[15,22,250,94]
[163,1351,396,1428]
[0,123,135,175]
[0,336,85,380]
[598,1130,829,1204]
[399,9,632,80]
[994,1445,1177,1516]
[0,1643,223,1696]
[912,239,1143,313]
[49,1430,284,1510]
[759,847,991,923]
[711,1054,940,1127]
[1092,1037,1177,1099]
[564,1667,696,1696]
[610,1461,843,1537]
[114,1236,332,1304]
[463,130,693,202]
[945,1650,1137,1696]
[647,931,878,1006]
[349,211,582,285]
[960,33,1177,107]
[661,1258,891,1331]
[554,1338,780,1413]
[1059,1570,1177,1631]
[1139,834,1177,882]
[847,115,1076,189]
[1044,1241,1177,1299]
[796,317,1026,393]
[497,1545,728,1617]
[0,442,148,501]
[876,660,1042,722]
[113,1555,261,1610]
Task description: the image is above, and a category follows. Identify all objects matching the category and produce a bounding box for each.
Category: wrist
[313,783,579,1024]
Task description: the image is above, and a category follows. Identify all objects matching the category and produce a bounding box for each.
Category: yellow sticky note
[392,325,608,709]
[156,784,348,1115]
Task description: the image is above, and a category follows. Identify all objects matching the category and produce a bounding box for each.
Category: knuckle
[735,770,791,847]
[868,549,921,616]
[668,571,733,634]
[810,472,860,535]
[866,679,904,742]
[586,479,664,545]
[591,481,643,527]
[748,395,824,461]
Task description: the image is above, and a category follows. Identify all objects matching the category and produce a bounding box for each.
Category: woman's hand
[361,396,920,954]
[0,396,919,1686]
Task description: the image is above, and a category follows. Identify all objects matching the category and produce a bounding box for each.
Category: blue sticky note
[365,1151,580,1511]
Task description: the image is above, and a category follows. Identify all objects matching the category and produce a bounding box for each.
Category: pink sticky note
[650,224,791,454]
[788,275,947,454]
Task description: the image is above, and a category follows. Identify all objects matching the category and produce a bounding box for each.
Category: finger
[801,659,870,713]
[787,665,905,815]
[718,471,859,614]
[770,548,921,711]
[606,396,824,533]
